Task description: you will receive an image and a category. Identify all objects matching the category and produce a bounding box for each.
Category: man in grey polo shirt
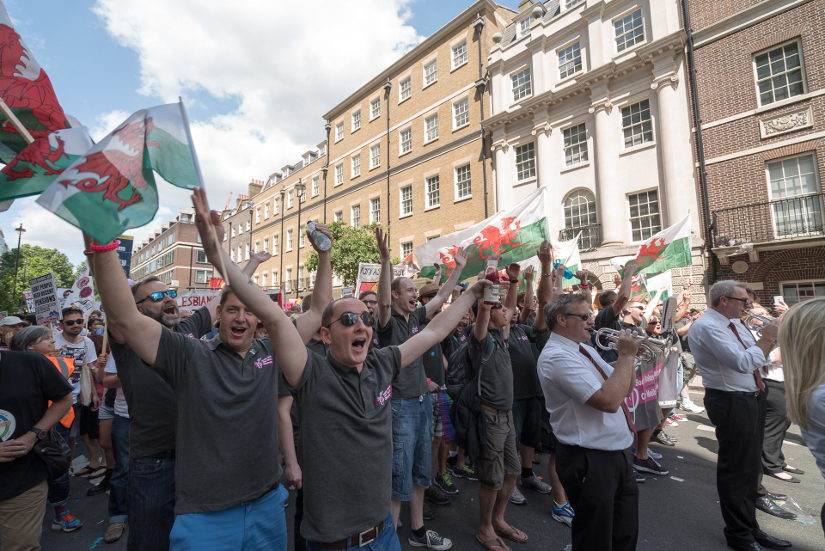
[91,187,331,551]
[376,229,466,549]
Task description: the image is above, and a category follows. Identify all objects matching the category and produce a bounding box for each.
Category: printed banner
[22,290,34,313]
[176,290,220,312]
[624,349,665,431]
[30,273,58,325]
[61,263,96,317]
[355,263,407,297]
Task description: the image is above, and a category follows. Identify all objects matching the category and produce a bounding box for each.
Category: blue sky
[1,0,510,266]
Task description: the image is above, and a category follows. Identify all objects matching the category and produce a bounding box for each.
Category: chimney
[248,179,263,198]
[518,0,534,13]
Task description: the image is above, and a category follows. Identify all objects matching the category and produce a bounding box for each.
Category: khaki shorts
[0,480,48,551]
[476,408,520,491]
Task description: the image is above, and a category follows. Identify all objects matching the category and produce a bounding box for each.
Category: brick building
[131,207,214,289]
[221,179,264,274]
[689,0,825,305]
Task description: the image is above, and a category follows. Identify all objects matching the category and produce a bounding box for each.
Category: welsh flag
[416,187,549,283]
[0,1,71,163]
[611,215,692,276]
[629,274,648,302]
[37,102,201,244]
[644,270,672,301]
[552,233,582,288]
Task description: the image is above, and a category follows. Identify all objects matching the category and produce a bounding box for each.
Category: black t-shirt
[377,306,428,399]
[508,324,550,400]
[675,319,691,353]
[468,328,513,411]
[419,318,445,387]
[109,307,212,459]
[0,351,73,501]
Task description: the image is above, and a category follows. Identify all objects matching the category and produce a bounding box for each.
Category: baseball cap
[0,316,25,327]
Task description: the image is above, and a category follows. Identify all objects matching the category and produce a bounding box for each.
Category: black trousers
[555,443,639,551]
[705,388,767,547]
[762,380,791,474]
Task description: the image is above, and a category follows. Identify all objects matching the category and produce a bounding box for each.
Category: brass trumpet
[742,312,776,337]
[594,328,667,363]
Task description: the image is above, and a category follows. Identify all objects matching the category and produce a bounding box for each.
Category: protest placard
[355,263,407,297]
[30,273,59,325]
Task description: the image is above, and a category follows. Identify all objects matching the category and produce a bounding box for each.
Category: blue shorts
[391,394,432,501]
[170,484,288,551]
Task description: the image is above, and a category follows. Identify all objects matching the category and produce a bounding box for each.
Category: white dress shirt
[689,309,769,392]
[800,384,825,491]
[749,328,784,382]
[537,332,634,451]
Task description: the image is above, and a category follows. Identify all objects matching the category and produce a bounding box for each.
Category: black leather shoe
[753,530,792,549]
[767,491,787,501]
[727,543,765,551]
[755,496,796,520]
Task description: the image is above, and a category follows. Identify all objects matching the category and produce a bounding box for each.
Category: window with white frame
[370,144,380,169]
[298,266,304,289]
[352,110,361,131]
[245,243,250,260]
[401,242,413,258]
[558,41,582,79]
[264,202,270,219]
[564,123,588,166]
[455,164,471,199]
[622,99,653,148]
[299,231,305,248]
[237,223,243,234]
[273,271,279,285]
[453,98,469,128]
[564,189,597,230]
[253,275,259,285]
[426,175,440,208]
[424,60,437,86]
[287,229,293,251]
[263,237,269,252]
[246,221,250,231]
[754,41,805,106]
[566,0,584,8]
[255,207,261,223]
[401,185,413,215]
[310,271,316,289]
[254,241,260,253]
[515,142,536,181]
[335,122,344,141]
[400,128,412,154]
[197,249,208,263]
[425,114,439,142]
[512,68,532,101]
[312,176,319,197]
[628,190,661,241]
[286,269,292,291]
[195,270,213,284]
[223,232,227,242]
[262,273,268,287]
[370,197,380,224]
[767,154,823,237]
[371,98,381,120]
[335,163,343,185]
[452,41,467,68]
[273,235,279,255]
[351,205,361,228]
[352,154,361,178]
[231,226,236,238]
[400,77,411,101]
[288,190,294,208]
[334,211,343,222]
[274,198,279,214]
[518,18,532,37]
[237,246,242,260]
[781,280,825,305]
[615,9,644,52]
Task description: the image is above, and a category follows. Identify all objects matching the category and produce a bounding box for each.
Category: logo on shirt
[254,356,273,369]
[411,326,419,335]
[377,384,392,405]
[520,335,529,341]
[0,409,16,441]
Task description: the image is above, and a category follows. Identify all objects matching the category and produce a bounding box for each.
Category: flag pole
[0,98,34,144]
[178,97,228,282]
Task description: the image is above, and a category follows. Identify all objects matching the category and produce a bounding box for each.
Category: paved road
[40,388,824,551]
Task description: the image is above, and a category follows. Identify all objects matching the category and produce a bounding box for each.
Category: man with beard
[86,237,286,548]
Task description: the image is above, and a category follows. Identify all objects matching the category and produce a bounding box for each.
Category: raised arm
[533,241,553,331]
[295,224,333,344]
[502,264,520,341]
[674,287,691,323]
[519,266,535,324]
[399,280,489,368]
[575,270,592,305]
[193,187,306,387]
[424,248,467,319]
[376,227,393,330]
[613,264,637,316]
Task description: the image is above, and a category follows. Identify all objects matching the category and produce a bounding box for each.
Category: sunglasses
[62,319,83,326]
[491,303,503,310]
[724,296,752,305]
[136,289,178,305]
[562,312,593,321]
[326,311,372,328]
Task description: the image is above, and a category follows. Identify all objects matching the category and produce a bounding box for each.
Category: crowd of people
[0,188,823,551]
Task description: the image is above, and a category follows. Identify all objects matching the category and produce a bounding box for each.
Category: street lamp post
[20,261,28,312]
[242,200,254,270]
[279,187,285,300]
[294,179,306,299]
[12,223,25,313]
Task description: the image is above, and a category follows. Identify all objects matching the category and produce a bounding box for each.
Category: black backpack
[445,337,494,400]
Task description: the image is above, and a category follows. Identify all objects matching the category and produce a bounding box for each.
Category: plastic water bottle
[554,260,574,280]
[482,259,500,305]
[307,221,331,251]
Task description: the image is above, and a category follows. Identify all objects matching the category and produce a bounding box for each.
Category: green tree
[304,221,398,287]
[0,244,77,314]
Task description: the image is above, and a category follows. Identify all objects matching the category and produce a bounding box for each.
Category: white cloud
[90,109,130,141]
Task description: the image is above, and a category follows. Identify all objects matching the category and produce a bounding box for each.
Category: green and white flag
[416,187,549,283]
[36,102,201,244]
[551,232,582,288]
[610,215,691,276]
[644,270,672,301]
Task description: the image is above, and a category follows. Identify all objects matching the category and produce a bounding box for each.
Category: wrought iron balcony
[713,193,825,247]
[558,224,601,252]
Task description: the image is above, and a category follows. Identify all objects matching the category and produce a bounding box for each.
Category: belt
[312,522,384,549]
[144,449,175,459]
[706,388,760,397]
[480,404,510,414]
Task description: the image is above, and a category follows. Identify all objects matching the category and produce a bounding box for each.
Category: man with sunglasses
[689,281,791,551]
[376,230,467,548]
[593,265,637,362]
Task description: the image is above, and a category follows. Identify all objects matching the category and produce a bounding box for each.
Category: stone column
[533,118,555,232]
[492,142,508,213]
[589,96,624,246]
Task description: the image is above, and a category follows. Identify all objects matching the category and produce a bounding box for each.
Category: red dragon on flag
[473,216,522,259]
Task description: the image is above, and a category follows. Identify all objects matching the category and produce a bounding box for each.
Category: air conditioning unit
[171,280,180,287]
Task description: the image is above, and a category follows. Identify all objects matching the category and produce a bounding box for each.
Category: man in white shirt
[537,294,642,551]
[689,280,791,551]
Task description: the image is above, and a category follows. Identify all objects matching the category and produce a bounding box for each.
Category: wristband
[579,284,590,289]
[541,273,553,277]
[427,378,431,385]
[90,239,120,253]
[83,250,95,257]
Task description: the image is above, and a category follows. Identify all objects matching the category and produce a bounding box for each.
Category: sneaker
[434,472,458,495]
[51,511,82,532]
[104,522,126,543]
[633,455,669,476]
[448,464,477,481]
[653,430,676,447]
[408,529,452,550]
[679,399,705,414]
[665,432,679,443]
[664,418,679,427]
[635,471,646,483]
[509,486,527,506]
[519,474,552,494]
[552,501,574,527]
[647,448,662,460]
[86,481,110,496]
[423,502,434,521]
[425,485,450,505]
[670,414,687,422]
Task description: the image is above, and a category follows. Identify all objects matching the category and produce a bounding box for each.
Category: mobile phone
[773,296,783,305]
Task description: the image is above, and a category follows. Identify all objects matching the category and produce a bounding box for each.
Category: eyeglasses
[724,296,752,305]
[647,319,660,325]
[491,303,503,310]
[136,289,178,305]
[62,319,83,327]
[361,300,378,306]
[629,306,644,310]
[562,313,593,321]
[325,311,372,328]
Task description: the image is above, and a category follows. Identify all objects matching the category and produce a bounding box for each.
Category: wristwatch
[28,428,46,440]
[508,278,519,284]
